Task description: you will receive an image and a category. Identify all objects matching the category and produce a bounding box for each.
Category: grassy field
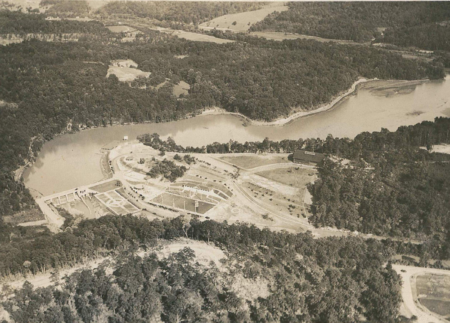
[416,274,450,317]
[419,299,450,317]
[170,30,234,44]
[90,180,121,193]
[256,167,316,189]
[199,3,288,32]
[106,66,150,82]
[173,80,190,97]
[220,155,288,169]
[106,25,135,33]
[249,31,363,45]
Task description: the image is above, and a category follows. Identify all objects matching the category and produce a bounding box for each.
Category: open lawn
[173,80,190,97]
[199,3,288,32]
[106,66,150,82]
[416,274,450,317]
[159,29,234,44]
[220,155,288,169]
[256,167,316,189]
[90,180,121,193]
[106,25,135,33]
[249,31,363,45]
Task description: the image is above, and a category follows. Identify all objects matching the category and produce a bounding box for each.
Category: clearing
[199,3,288,32]
[173,80,190,97]
[106,59,150,82]
[106,25,136,33]
[256,167,316,189]
[249,31,364,45]
[219,154,290,170]
[431,144,450,155]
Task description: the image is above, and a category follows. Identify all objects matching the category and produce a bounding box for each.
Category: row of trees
[2,215,404,323]
[140,118,450,157]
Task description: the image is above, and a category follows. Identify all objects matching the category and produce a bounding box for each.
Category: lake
[24,76,450,195]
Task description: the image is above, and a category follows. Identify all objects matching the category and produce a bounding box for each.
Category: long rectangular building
[292,150,325,164]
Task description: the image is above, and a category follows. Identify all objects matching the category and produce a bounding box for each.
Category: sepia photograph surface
[1,0,450,322]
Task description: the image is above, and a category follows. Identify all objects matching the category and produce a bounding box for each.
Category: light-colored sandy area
[431,144,450,154]
[393,265,450,323]
[106,65,150,82]
[156,238,226,268]
[199,3,288,33]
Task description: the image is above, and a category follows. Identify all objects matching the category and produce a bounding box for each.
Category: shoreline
[201,78,374,127]
[200,77,431,127]
[16,76,434,185]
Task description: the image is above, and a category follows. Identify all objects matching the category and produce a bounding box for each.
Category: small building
[123,135,128,140]
[292,150,325,164]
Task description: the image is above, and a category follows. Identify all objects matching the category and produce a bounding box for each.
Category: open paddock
[243,182,308,218]
[151,192,216,215]
[256,167,317,189]
[199,3,288,32]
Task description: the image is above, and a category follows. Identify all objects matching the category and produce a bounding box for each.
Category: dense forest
[1,215,405,323]
[95,1,265,25]
[41,0,91,18]
[307,118,450,242]
[377,23,450,52]
[0,10,109,34]
[250,2,450,45]
[0,10,444,218]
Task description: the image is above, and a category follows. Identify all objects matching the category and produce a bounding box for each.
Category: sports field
[416,274,450,318]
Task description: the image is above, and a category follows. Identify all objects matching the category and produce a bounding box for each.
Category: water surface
[24,76,450,195]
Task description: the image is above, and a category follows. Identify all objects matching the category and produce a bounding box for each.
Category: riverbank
[200,78,373,126]
[200,77,432,127]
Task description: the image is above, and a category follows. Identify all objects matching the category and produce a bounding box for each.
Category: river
[24,76,450,195]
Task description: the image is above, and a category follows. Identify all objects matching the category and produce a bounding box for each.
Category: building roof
[293,150,325,163]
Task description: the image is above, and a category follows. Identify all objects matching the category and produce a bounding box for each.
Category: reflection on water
[24,76,450,195]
